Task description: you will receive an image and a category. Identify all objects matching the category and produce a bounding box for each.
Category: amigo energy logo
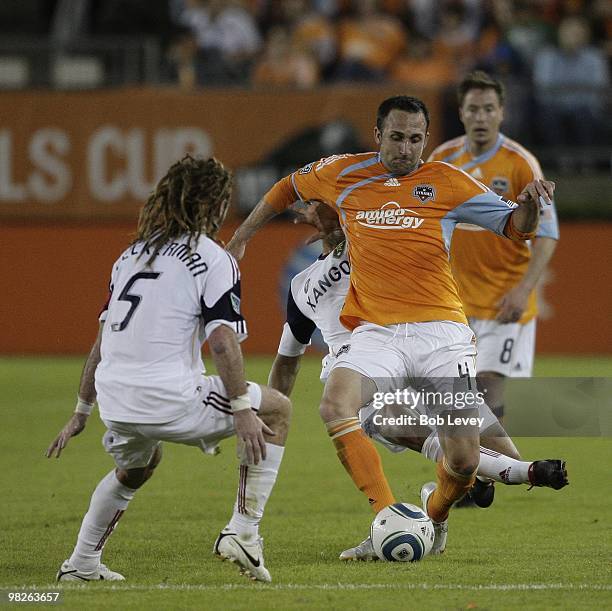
[355,201,424,230]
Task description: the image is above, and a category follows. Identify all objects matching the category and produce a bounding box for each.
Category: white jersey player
[96,237,248,425]
[277,240,352,383]
[269,205,568,559]
[47,156,290,583]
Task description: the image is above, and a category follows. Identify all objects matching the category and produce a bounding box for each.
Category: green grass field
[1,355,611,610]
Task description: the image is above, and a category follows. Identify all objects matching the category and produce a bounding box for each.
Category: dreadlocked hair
[134,154,232,264]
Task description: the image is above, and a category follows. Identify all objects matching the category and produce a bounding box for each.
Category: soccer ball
[370,503,435,562]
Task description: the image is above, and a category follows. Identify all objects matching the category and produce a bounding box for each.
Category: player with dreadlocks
[46,155,290,583]
[135,155,233,260]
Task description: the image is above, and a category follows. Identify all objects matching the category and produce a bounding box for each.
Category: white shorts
[320,353,334,383]
[331,321,478,407]
[320,342,353,382]
[469,317,535,377]
[101,376,262,470]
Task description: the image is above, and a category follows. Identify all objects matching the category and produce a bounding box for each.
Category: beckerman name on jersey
[123,242,209,277]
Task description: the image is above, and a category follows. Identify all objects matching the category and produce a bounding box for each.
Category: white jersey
[278,241,351,357]
[96,235,246,424]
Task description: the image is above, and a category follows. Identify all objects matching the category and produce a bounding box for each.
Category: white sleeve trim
[205,319,248,343]
[278,322,309,357]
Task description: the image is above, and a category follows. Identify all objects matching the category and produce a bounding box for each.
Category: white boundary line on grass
[21,583,611,592]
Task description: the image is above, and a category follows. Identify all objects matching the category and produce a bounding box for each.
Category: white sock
[421,435,531,485]
[228,443,284,540]
[477,447,531,484]
[69,470,135,572]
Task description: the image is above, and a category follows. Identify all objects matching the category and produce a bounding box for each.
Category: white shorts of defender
[320,341,353,383]
[101,377,262,470]
[469,317,536,377]
[330,320,478,396]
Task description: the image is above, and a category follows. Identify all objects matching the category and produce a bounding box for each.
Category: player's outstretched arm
[45,322,104,458]
[268,354,302,398]
[208,325,273,464]
[226,198,279,261]
[496,236,558,323]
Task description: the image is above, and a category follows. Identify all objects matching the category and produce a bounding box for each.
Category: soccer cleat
[455,478,495,509]
[528,460,569,490]
[471,478,495,507]
[213,527,271,583]
[56,560,125,582]
[339,536,378,561]
[420,482,448,555]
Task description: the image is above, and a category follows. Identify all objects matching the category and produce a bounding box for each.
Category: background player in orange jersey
[228,95,554,555]
[428,72,559,437]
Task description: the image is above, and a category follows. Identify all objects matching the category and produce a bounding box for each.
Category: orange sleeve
[264,159,339,213]
[442,162,489,204]
[264,175,298,213]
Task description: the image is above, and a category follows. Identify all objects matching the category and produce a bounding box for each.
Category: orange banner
[0,221,610,355]
[0,86,440,221]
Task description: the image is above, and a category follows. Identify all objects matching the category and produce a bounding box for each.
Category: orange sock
[328,418,396,513]
[427,460,475,523]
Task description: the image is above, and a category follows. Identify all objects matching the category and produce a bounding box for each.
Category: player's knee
[377,422,400,440]
[444,442,480,476]
[259,387,292,433]
[318,397,335,423]
[116,446,162,489]
[116,468,146,489]
[276,391,292,422]
[319,368,373,423]
[446,455,479,477]
[319,393,350,422]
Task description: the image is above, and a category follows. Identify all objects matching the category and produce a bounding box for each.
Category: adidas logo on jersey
[470,167,483,179]
[384,177,400,187]
[356,201,424,230]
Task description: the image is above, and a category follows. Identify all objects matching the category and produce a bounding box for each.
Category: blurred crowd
[162,0,610,148]
[3,0,609,151]
[165,0,610,90]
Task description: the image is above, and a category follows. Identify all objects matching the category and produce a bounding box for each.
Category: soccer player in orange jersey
[428,72,559,436]
[228,95,554,555]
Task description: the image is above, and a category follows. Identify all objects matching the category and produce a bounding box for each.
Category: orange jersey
[428,134,559,323]
[265,153,527,330]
